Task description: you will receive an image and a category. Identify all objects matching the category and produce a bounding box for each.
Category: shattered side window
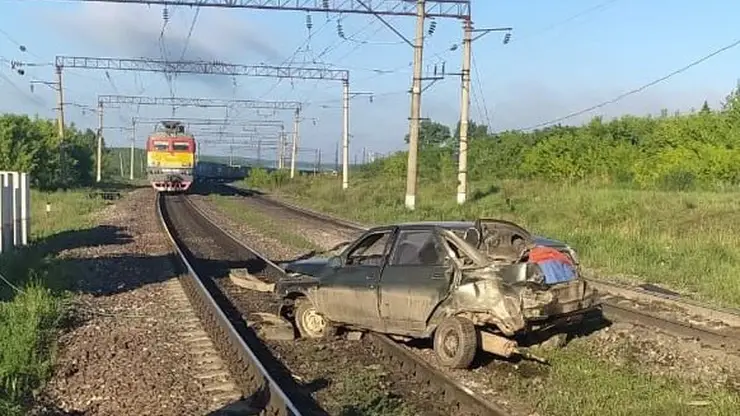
[346,231,392,265]
[390,230,444,266]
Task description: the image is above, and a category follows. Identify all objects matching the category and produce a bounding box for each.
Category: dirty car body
[275,219,600,366]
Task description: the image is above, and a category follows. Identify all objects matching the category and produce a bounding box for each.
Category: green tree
[403,120,452,149]
[0,114,99,189]
[700,100,711,114]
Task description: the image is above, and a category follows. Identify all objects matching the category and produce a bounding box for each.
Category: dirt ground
[33,189,235,416]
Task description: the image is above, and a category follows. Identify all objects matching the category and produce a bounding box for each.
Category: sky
[0,0,739,163]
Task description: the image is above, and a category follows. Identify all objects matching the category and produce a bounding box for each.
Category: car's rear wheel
[294,299,335,339]
[433,316,478,369]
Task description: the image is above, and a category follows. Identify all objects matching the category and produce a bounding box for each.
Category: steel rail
[218,184,740,352]
[182,191,511,416]
[156,193,304,415]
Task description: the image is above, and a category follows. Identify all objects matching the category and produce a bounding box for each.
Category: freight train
[146,121,196,192]
[194,161,249,182]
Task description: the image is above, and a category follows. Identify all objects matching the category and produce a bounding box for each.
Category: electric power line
[513,0,622,45]
[520,37,740,131]
[257,14,335,100]
[179,6,201,60]
[471,53,491,127]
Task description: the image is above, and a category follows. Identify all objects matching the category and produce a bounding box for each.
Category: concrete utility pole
[291,108,300,179]
[457,18,472,205]
[129,118,136,180]
[55,64,67,184]
[229,134,234,166]
[316,148,321,173]
[455,24,512,204]
[257,138,262,167]
[278,127,285,169]
[342,80,350,189]
[405,0,426,210]
[55,65,65,139]
[96,101,104,182]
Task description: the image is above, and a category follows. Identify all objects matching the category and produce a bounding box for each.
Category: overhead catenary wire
[520,37,740,131]
[295,16,392,105]
[257,14,335,100]
[180,6,201,60]
[471,53,491,128]
[513,0,623,45]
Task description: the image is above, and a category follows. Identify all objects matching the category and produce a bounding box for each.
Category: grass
[509,341,740,416]
[332,366,416,416]
[210,192,740,416]
[207,194,322,253]
[244,176,740,308]
[0,187,111,415]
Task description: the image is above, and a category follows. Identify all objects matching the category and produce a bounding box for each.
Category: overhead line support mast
[51,1,471,203]
[59,0,470,18]
[53,56,349,186]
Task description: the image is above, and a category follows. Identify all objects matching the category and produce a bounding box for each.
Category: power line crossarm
[97,95,302,110]
[56,56,349,82]
[56,0,471,18]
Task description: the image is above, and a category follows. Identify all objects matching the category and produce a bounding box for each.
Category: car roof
[370,221,474,232]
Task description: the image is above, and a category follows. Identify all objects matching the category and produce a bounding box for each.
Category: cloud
[44,3,283,90]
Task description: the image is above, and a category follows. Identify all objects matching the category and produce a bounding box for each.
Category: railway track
[157,193,322,416]
[161,191,512,416]
[219,184,740,354]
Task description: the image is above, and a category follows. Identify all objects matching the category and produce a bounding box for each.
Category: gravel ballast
[35,189,237,416]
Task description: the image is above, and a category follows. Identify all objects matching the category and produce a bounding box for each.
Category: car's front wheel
[294,299,336,339]
[433,316,478,369]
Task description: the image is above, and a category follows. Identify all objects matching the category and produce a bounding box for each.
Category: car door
[314,229,395,331]
[379,229,452,334]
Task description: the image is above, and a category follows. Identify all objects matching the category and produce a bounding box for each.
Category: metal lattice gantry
[98,94,302,110]
[55,56,348,82]
[133,117,286,126]
[51,55,351,185]
[55,0,471,18]
[50,1,473,196]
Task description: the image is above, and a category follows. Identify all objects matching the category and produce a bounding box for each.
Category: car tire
[433,316,478,369]
[294,299,336,339]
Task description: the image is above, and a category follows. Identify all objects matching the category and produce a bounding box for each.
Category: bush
[246,167,272,189]
[0,114,100,189]
[348,86,740,190]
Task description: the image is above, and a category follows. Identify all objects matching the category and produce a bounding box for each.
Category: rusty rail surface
[220,184,740,353]
[157,193,313,416]
[186,189,511,416]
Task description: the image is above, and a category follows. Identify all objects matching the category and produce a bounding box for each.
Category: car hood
[282,257,331,277]
[533,235,569,249]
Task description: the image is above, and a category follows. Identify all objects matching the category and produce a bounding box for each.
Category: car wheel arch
[425,306,513,339]
[279,290,318,319]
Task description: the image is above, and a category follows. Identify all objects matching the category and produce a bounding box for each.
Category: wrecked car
[274,219,600,369]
